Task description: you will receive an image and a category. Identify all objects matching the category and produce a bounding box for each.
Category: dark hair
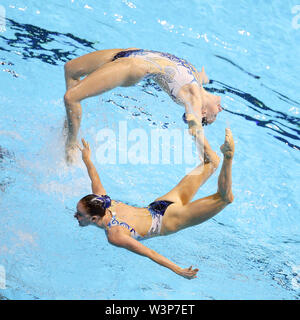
[202,117,208,126]
[79,194,106,217]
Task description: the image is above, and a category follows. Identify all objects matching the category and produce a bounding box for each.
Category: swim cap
[91,195,111,208]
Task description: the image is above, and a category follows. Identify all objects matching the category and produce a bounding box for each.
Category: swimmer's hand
[178,266,199,280]
[77,138,91,162]
[198,66,209,85]
[185,113,203,137]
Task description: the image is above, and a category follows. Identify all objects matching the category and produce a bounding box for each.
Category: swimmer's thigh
[67,59,148,102]
[161,193,227,234]
[65,48,140,79]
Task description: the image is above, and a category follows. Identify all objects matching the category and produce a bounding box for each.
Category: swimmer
[64,48,222,163]
[74,115,234,279]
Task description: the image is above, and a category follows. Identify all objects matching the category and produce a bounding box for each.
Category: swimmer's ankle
[223,152,234,160]
[66,137,77,147]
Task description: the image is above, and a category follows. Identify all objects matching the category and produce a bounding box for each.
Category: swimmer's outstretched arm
[78,138,106,195]
[185,113,220,165]
[107,231,199,279]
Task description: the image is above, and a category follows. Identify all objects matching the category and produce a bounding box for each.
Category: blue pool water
[0,0,299,300]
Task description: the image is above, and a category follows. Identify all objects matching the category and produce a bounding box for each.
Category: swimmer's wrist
[83,156,91,163]
[174,266,183,275]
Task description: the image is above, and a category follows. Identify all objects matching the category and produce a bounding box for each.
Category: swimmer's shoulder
[111,199,133,210]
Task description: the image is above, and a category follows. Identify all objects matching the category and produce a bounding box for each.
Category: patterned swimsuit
[112,49,201,103]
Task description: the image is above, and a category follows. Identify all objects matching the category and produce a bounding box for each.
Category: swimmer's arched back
[63,48,222,164]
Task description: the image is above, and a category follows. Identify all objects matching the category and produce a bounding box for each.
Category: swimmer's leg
[63,49,125,134]
[64,59,146,163]
[162,128,234,234]
[64,48,139,90]
[63,49,121,134]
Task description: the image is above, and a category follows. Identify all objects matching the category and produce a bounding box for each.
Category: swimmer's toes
[220,128,234,158]
[225,128,232,138]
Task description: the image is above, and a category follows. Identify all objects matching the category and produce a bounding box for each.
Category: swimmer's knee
[64,60,82,80]
[64,61,74,77]
[64,89,79,106]
[64,90,72,105]
[64,60,78,74]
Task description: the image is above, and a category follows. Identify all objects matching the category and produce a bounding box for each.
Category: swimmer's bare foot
[65,141,78,164]
[185,113,203,137]
[220,128,235,159]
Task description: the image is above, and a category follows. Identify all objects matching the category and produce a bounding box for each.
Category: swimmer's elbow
[227,192,234,204]
[210,155,220,169]
[221,191,234,204]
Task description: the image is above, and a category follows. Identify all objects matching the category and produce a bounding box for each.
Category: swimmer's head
[201,87,222,125]
[74,194,108,227]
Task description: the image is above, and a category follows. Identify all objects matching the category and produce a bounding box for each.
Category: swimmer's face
[202,90,222,124]
[74,202,92,227]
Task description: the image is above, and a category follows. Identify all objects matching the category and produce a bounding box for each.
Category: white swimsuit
[112,49,201,103]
